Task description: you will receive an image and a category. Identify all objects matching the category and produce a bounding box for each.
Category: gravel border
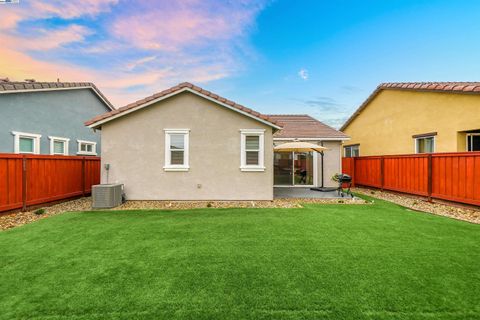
[0,196,367,231]
[354,187,480,224]
[0,197,92,231]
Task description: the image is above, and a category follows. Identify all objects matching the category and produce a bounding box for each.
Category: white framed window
[164,129,189,171]
[12,131,41,154]
[466,133,480,151]
[415,136,435,154]
[240,129,265,172]
[344,145,359,158]
[49,136,69,156]
[77,140,97,156]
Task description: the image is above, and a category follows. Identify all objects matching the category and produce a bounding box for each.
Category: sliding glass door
[274,152,315,186]
[273,152,293,185]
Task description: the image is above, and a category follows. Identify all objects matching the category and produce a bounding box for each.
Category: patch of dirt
[0,196,367,231]
[354,187,480,224]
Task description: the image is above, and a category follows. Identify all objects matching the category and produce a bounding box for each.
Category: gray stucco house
[85,82,349,200]
[0,80,114,156]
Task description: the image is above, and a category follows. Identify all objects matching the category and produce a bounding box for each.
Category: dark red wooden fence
[342,152,480,206]
[0,154,100,212]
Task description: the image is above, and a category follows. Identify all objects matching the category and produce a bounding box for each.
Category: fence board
[343,152,480,207]
[0,154,100,212]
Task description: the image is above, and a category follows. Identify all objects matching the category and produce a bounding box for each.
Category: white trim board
[77,140,97,156]
[12,131,41,154]
[88,87,282,130]
[414,135,436,154]
[240,129,265,172]
[164,129,190,171]
[48,136,70,156]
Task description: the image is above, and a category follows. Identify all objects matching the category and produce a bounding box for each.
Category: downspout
[320,141,325,188]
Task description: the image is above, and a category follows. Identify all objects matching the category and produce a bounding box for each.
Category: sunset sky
[1,0,480,128]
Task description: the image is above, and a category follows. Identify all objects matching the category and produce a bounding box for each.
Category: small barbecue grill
[310,173,353,198]
[336,174,353,198]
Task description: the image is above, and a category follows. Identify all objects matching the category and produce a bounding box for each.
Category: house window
[77,140,97,156]
[240,129,265,171]
[164,129,189,171]
[415,136,435,153]
[344,145,359,158]
[467,133,480,151]
[49,136,69,155]
[12,131,41,154]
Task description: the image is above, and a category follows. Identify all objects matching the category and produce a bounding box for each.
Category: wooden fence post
[81,157,86,197]
[380,157,385,191]
[427,154,433,202]
[22,155,27,212]
[351,157,356,187]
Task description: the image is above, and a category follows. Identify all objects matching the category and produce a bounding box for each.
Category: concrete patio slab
[274,187,348,199]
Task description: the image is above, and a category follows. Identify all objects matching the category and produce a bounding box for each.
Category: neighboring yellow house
[340,82,480,157]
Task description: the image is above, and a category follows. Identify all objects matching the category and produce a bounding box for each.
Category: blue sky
[1,0,480,128]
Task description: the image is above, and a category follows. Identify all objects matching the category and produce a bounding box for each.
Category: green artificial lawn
[1,197,479,320]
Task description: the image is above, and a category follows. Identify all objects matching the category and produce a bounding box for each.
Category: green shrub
[34,208,46,215]
[206,202,213,208]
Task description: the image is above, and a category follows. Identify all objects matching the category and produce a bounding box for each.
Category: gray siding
[0,89,110,155]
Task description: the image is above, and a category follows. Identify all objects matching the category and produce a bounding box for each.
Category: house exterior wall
[342,90,480,156]
[100,91,274,200]
[0,89,110,155]
[320,141,342,187]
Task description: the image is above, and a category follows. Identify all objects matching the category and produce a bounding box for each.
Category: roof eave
[87,87,281,130]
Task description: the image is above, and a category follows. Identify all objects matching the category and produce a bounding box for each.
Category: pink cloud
[0,0,118,31]
[30,0,119,20]
[0,0,268,107]
[111,1,263,51]
[1,25,92,51]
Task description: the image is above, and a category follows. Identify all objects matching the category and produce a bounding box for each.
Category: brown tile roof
[0,80,114,110]
[340,82,480,131]
[85,82,280,128]
[267,114,349,139]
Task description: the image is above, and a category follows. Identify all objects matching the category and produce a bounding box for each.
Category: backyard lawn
[0,197,479,320]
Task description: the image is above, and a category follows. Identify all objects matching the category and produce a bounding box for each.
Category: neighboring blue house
[0,80,114,156]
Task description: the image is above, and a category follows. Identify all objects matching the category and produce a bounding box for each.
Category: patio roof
[267,114,349,140]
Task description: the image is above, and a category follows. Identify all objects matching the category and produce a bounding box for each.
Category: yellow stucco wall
[342,90,480,156]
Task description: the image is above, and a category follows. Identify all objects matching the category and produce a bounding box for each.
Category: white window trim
[49,136,70,156]
[164,129,190,171]
[466,133,480,152]
[414,136,436,154]
[12,131,41,154]
[240,129,265,172]
[77,140,97,156]
[343,145,359,158]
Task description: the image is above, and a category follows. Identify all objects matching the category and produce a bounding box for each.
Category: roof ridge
[269,114,349,139]
[85,82,280,128]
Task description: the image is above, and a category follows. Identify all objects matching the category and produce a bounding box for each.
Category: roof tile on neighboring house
[0,80,114,110]
[267,114,349,140]
[340,82,480,131]
[85,82,280,128]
